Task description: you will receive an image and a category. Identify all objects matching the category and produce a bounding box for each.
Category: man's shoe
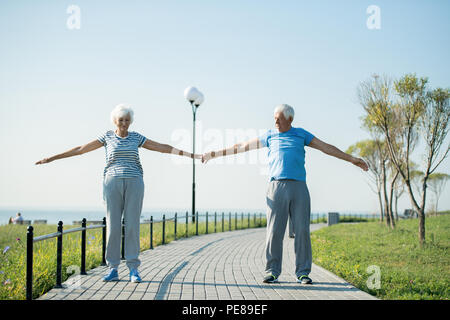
[297,275,313,284]
[263,274,278,283]
[103,268,119,282]
[129,269,142,283]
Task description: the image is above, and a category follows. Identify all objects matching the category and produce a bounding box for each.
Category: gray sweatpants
[265,180,312,278]
[103,175,145,270]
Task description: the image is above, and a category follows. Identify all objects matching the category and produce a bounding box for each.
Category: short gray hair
[110,104,134,125]
[274,104,295,121]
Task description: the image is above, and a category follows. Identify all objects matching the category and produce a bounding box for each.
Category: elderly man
[202,104,368,284]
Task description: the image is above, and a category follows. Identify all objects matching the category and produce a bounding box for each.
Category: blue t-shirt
[258,127,315,181]
[97,130,147,178]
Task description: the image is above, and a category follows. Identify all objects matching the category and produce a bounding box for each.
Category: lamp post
[184,86,204,223]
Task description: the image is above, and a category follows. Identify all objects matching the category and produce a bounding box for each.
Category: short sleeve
[258,129,271,148]
[302,129,315,146]
[135,132,147,148]
[97,132,107,146]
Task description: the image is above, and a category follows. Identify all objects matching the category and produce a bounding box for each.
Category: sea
[0,207,375,226]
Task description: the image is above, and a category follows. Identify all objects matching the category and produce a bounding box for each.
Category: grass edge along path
[310,214,450,300]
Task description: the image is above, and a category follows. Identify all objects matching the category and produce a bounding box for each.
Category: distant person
[202,104,368,284]
[12,212,24,224]
[36,104,201,283]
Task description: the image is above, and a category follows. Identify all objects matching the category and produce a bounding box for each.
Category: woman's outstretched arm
[35,140,103,165]
[142,139,201,159]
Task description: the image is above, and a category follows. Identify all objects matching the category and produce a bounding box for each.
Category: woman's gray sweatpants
[265,180,312,278]
[103,175,145,270]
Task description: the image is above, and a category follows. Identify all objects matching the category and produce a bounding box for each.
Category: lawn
[310,214,450,300]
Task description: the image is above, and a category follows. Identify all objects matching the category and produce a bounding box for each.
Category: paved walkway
[39,224,377,300]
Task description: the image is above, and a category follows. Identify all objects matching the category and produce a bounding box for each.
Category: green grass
[0,215,266,300]
[311,214,450,300]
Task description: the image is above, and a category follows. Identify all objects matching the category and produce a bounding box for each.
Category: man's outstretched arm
[308,137,369,171]
[202,137,263,163]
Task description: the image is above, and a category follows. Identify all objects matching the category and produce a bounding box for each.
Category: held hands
[201,151,216,164]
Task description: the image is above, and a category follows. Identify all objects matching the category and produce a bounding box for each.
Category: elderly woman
[36,104,200,283]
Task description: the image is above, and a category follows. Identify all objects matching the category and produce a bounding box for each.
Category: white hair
[110,104,134,125]
[274,104,295,121]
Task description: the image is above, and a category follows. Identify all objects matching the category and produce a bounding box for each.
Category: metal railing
[25,211,265,300]
[26,218,106,300]
[138,211,265,253]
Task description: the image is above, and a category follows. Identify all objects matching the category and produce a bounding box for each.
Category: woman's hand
[202,151,215,164]
[35,157,53,165]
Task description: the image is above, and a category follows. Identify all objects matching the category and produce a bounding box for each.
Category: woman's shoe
[129,269,142,283]
[103,268,119,282]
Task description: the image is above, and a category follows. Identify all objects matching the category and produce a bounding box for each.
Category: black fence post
[150,216,153,249]
[121,218,125,260]
[260,213,262,227]
[81,218,87,275]
[248,213,250,228]
[185,211,189,238]
[206,211,208,234]
[55,221,63,288]
[229,212,231,231]
[174,212,177,241]
[162,214,166,245]
[195,211,199,236]
[101,217,106,266]
[235,212,238,230]
[214,212,217,233]
[26,225,34,301]
[222,212,224,232]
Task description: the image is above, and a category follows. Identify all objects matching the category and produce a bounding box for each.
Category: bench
[72,220,104,225]
[33,220,47,224]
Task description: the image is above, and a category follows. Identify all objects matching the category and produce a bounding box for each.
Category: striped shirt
[97,130,147,178]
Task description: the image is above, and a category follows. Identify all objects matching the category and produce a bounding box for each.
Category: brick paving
[38,223,377,300]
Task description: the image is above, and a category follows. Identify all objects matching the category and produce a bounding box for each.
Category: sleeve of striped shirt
[136,132,147,148]
[97,132,106,145]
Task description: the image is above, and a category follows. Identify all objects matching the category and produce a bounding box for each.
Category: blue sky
[0,0,449,214]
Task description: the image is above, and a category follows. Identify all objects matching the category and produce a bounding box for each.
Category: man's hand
[351,157,369,171]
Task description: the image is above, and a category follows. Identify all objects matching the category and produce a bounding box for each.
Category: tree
[427,173,450,215]
[347,139,386,222]
[357,75,400,229]
[357,73,450,245]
